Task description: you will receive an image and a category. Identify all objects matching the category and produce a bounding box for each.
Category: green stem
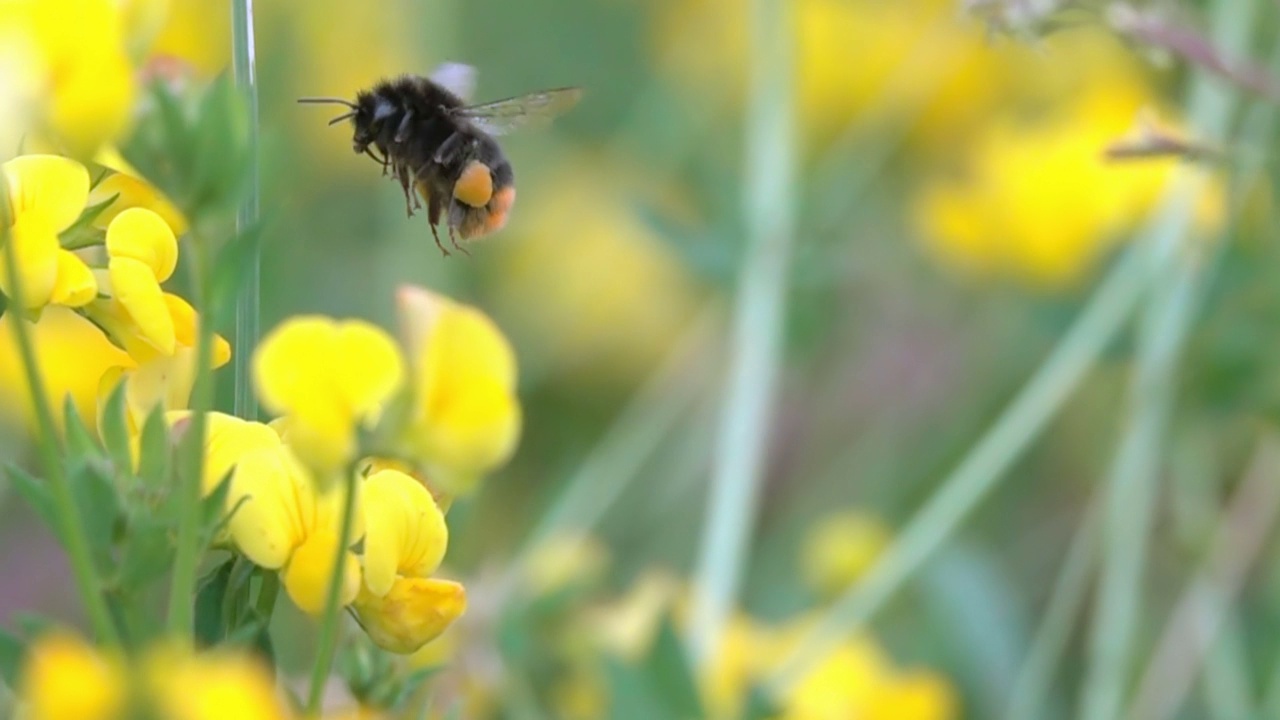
[1004,501,1101,720]
[1079,2,1247,716]
[231,0,260,420]
[306,467,359,714]
[688,0,796,666]
[765,238,1149,696]
[0,226,120,647]
[167,239,217,637]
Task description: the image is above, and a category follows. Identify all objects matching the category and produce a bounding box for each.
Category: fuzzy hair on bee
[299,64,582,256]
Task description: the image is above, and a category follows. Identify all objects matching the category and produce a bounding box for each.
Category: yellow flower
[525,532,608,598]
[89,146,189,236]
[0,306,133,435]
[149,0,230,78]
[350,468,465,654]
[352,577,467,655]
[224,445,363,614]
[359,468,449,597]
[0,0,135,157]
[914,74,1222,288]
[101,207,179,354]
[254,316,405,474]
[396,286,520,496]
[143,644,293,720]
[1,155,97,310]
[17,632,126,720]
[801,511,891,599]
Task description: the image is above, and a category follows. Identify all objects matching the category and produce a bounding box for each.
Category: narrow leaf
[194,558,235,646]
[4,464,57,538]
[0,627,23,686]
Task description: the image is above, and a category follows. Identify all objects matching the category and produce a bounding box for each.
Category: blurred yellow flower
[143,644,293,720]
[915,74,1223,288]
[352,576,467,655]
[1,155,96,311]
[255,316,405,474]
[396,286,520,497]
[148,0,229,77]
[491,166,702,389]
[223,445,363,614]
[801,511,891,599]
[0,0,135,157]
[524,532,609,598]
[0,306,133,435]
[17,631,125,720]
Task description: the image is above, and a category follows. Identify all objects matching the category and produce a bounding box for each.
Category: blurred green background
[9,0,1280,717]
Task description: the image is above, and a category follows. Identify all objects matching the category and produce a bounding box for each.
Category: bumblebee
[300,63,581,255]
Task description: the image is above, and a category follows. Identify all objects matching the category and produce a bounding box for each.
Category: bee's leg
[433,132,465,165]
[445,201,471,257]
[427,190,450,257]
[396,163,417,217]
[394,110,414,144]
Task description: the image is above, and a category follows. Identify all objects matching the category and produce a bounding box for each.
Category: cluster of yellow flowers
[192,285,519,652]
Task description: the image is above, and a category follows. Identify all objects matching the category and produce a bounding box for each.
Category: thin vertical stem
[232,0,259,420]
[0,214,119,647]
[306,468,359,714]
[688,0,796,666]
[1078,1,1247,715]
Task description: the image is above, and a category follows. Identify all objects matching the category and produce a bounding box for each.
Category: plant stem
[688,0,795,666]
[0,222,119,647]
[231,0,260,420]
[167,239,217,637]
[765,237,1150,696]
[1004,501,1101,720]
[1079,1,1247,715]
[306,468,359,714]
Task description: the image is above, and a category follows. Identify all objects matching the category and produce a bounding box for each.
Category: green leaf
[604,657,671,720]
[194,557,235,646]
[643,614,705,719]
[136,404,172,488]
[220,555,257,631]
[98,381,133,476]
[209,222,263,330]
[4,463,57,539]
[66,461,120,575]
[742,685,781,720]
[62,395,101,460]
[0,627,24,686]
[115,516,174,588]
[388,665,444,711]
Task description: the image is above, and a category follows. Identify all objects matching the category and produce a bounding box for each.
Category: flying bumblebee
[299,63,582,256]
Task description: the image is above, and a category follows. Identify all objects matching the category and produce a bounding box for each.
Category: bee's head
[350,91,400,154]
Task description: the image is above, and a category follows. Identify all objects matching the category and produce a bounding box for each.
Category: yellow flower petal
[105,206,177,282]
[144,644,293,720]
[164,293,232,368]
[254,316,405,471]
[361,469,448,598]
[109,256,174,354]
[283,528,362,615]
[0,211,59,309]
[225,448,309,570]
[19,631,126,720]
[49,249,97,307]
[352,578,466,654]
[3,154,90,232]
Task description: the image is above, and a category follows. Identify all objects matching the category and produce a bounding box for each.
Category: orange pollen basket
[454,161,494,207]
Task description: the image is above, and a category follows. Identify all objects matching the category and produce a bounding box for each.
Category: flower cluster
[194,286,520,654]
[0,152,222,435]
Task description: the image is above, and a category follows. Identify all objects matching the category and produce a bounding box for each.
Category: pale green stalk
[306,468,360,714]
[688,0,795,666]
[232,0,259,419]
[0,216,119,647]
[1004,501,1101,720]
[1078,1,1248,715]
[766,234,1150,695]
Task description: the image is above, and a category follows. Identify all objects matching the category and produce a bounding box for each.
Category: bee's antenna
[327,112,356,126]
[297,96,357,108]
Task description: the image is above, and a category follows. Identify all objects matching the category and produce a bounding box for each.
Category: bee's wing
[448,87,583,136]
[429,62,477,103]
